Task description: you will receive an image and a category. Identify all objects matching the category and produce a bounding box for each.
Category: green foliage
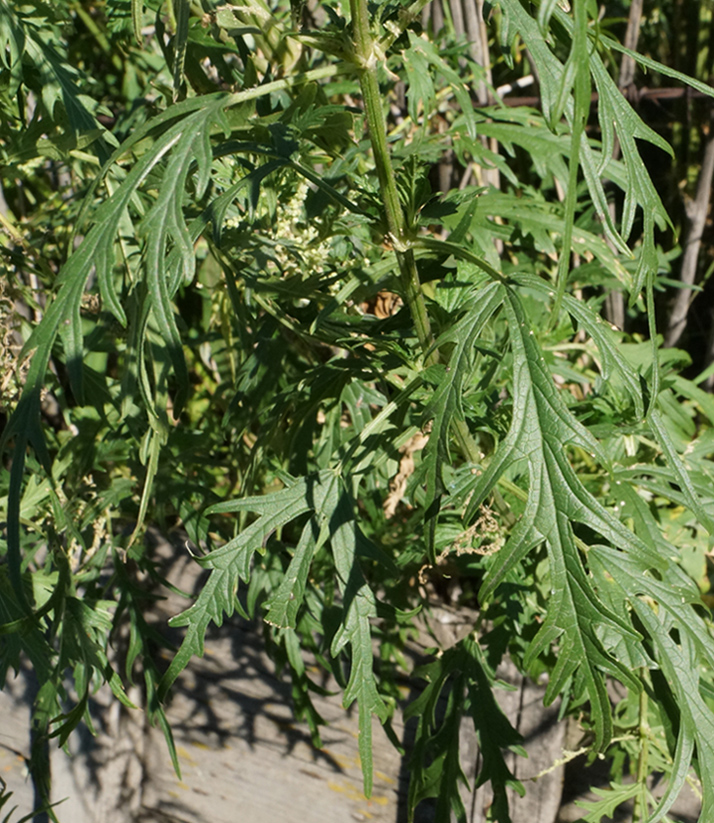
[2,1,714,821]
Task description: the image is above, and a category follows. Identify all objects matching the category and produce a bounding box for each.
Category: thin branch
[620,0,643,90]
[664,123,714,347]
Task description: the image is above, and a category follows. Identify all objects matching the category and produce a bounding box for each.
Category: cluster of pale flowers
[223,173,369,305]
[271,178,331,279]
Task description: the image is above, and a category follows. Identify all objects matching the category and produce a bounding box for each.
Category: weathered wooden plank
[420,604,564,823]
[139,618,404,823]
[6,531,699,823]
[460,662,564,823]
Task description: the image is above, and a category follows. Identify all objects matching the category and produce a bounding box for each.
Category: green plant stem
[353,67,401,238]
[227,62,351,108]
[348,0,436,362]
[348,0,517,534]
[349,0,518,538]
[399,249,436,361]
[70,2,123,71]
[633,670,650,822]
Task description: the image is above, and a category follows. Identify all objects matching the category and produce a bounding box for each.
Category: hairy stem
[349,0,435,360]
[349,2,515,532]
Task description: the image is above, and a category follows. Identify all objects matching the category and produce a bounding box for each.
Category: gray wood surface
[462,665,564,823]
[0,532,701,822]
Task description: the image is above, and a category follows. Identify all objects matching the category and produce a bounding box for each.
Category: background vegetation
[2,0,714,820]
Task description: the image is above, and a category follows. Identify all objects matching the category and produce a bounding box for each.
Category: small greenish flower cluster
[271,179,331,278]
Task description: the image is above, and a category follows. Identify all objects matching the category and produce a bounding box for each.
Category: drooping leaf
[574,782,642,822]
[402,31,478,139]
[648,409,714,535]
[514,273,644,418]
[158,473,324,698]
[421,280,503,519]
[159,469,389,795]
[588,552,714,821]
[326,477,390,796]
[264,517,325,628]
[405,638,525,822]
[460,287,664,748]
